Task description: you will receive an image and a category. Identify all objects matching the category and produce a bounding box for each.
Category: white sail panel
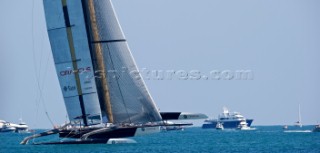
[65,0,102,123]
[83,93,102,125]
[76,60,97,94]
[47,28,72,64]
[64,96,82,123]
[67,1,93,62]
[66,0,99,95]
[42,0,65,29]
[55,63,79,98]
[54,60,97,97]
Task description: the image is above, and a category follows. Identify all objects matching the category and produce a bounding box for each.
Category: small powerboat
[216,122,224,130]
[283,125,288,130]
[238,120,251,130]
[313,124,320,132]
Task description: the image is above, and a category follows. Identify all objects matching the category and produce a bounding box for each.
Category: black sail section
[82,0,163,124]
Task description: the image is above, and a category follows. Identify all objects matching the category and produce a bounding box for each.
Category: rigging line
[30,0,38,143]
[37,32,46,84]
[37,70,55,126]
[31,0,40,132]
[38,20,51,104]
[106,44,132,123]
[38,3,57,127]
[31,0,54,127]
[35,25,47,128]
[39,4,56,127]
[40,51,51,91]
[60,121,79,142]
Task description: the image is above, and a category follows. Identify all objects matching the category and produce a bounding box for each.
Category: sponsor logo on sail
[60,67,92,76]
[63,86,76,92]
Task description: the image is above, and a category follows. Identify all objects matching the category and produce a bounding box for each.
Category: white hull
[0,120,29,133]
[239,127,256,131]
[237,120,255,130]
[0,126,16,132]
[107,138,137,144]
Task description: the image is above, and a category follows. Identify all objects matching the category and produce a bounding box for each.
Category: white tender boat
[313,124,320,132]
[216,122,224,130]
[238,120,252,130]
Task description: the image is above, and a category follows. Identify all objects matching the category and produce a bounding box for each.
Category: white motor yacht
[203,107,253,129]
[11,121,29,133]
[0,119,30,133]
[0,120,16,132]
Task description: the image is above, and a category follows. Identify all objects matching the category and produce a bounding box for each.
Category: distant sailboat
[21,0,207,145]
[294,104,302,128]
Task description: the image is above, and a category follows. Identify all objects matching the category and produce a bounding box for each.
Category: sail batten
[92,39,127,44]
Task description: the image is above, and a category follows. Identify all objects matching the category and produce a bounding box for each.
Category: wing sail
[43,0,102,125]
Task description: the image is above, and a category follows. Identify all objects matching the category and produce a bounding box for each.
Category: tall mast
[298,104,302,126]
[86,0,114,123]
[61,0,88,126]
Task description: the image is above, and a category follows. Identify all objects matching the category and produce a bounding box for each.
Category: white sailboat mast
[298,104,302,127]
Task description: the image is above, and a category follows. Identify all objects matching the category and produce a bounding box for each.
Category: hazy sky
[1,0,319,128]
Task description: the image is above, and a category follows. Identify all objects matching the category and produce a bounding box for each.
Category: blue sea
[1,126,319,153]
